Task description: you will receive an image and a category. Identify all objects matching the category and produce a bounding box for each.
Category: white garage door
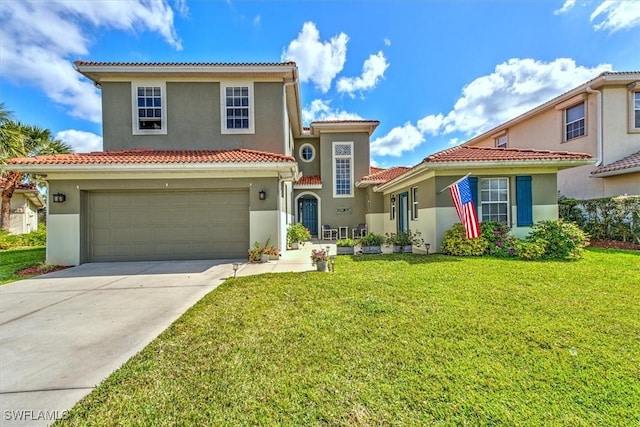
[86,190,249,262]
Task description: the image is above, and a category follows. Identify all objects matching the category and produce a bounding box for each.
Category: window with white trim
[411,186,419,219]
[495,134,508,148]
[299,143,315,162]
[333,142,353,197]
[480,178,509,223]
[565,103,585,141]
[221,82,254,134]
[634,91,640,129]
[132,82,166,134]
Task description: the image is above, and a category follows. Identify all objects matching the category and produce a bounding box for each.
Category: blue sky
[1,0,639,168]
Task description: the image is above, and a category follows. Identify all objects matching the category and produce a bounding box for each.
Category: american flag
[449,176,480,239]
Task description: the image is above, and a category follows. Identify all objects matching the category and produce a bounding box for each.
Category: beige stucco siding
[101,81,286,153]
[602,86,640,165]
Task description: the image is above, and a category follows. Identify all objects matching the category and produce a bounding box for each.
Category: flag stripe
[449,176,480,239]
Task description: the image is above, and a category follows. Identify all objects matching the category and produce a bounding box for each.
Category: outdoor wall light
[391,195,396,203]
[232,262,240,278]
[52,193,66,203]
[259,190,266,200]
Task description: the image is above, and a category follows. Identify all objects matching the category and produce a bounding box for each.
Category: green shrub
[286,223,311,246]
[514,239,546,260]
[441,223,488,256]
[358,232,385,247]
[527,220,589,260]
[0,227,46,249]
[481,221,517,257]
[336,238,355,247]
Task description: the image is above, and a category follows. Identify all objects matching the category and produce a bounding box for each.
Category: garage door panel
[87,190,249,262]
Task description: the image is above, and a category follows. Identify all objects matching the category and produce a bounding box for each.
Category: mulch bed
[15,264,72,276]
[589,239,640,251]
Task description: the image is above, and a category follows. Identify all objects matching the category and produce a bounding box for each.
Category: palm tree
[1,104,73,232]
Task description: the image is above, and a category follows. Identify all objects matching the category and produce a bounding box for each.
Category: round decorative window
[299,143,315,162]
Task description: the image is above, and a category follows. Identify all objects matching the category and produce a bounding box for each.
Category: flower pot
[336,246,354,255]
[393,245,413,253]
[269,254,280,260]
[290,242,299,250]
[316,261,328,271]
[261,254,270,263]
[362,245,381,254]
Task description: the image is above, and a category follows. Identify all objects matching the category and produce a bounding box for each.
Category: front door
[300,197,318,236]
[398,192,409,233]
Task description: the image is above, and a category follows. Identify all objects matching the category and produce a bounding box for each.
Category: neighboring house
[6,60,597,264]
[0,178,44,234]
[464,71,640,199]
[371,146,593,252]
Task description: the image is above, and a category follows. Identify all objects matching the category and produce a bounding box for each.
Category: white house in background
[0,178,44,234]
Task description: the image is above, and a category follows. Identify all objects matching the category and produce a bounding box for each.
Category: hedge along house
[371,145,593,252]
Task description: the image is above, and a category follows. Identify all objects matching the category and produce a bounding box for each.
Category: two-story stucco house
[0,178,44,234]
[8,61,385,265]
[463,71,640,199]
[8,61,600,264]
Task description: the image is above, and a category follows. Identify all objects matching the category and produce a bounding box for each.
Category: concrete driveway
[0,260,236,426]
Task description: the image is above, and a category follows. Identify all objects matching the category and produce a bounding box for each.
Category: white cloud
[591,0,640,32]
[372,57,611,158]
[253,14,261,27]
[302,99,363,125]
[384,38,391,47]
[370,122,424,157]
[56,129,103,153]
[554,0,576,15]
[337,51,390,97]
[448,138,460,146]
[437,58,611,136]
[281,22,349,93]
[0,0,183,123]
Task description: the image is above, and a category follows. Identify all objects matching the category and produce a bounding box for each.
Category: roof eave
[591,165,640,178]
[425,158,594,170]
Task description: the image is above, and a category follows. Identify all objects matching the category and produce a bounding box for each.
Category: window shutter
[516,176,533,226]
[468,176,478,208]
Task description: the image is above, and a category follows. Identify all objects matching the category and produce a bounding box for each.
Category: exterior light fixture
[259,190,266,200]
[425,243,431,255]
[391,194,396,203]
[52,193,66,203]
[232,262,240,278]
[329,255,336,272]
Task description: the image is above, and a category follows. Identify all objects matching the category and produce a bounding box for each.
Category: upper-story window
[480,177,509,223]
[132,82,167,135]
[634,91,640,129]
[565,102,585,141]
[221,82,254,134]
[495,134,508,148]
[333,142,353,197]
[299,143,315,162]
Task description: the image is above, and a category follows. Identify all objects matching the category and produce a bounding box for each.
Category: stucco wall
[602,86,640,165]
[293,138,321,177]
[101,81,286,153]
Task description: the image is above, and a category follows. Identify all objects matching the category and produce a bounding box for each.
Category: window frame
[411,186,419,220]
[131,81,167,135]
[332,141,354,198]
[631,87,640,132]
[480,177,510,224]
[564,102,586,141]
[299,143,315,162]
[220,82,255,134]
[495,134,508,148]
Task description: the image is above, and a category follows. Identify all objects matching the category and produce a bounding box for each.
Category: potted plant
[310,248,329,271]
[358,232,385,254]
[248,238,272,263]
[336,238,355,255]
[386,230,425,253]
[266,245,280,260]
[287,223,311,249]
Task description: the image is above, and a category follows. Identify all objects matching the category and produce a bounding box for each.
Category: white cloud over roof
[56,129,103,153]
[301,99,363,125]
[336,51,390,97]
[370,122,424,157]
[0,0,183,124]
[281,22,349,93]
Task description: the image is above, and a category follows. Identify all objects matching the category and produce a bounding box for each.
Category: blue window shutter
[468,177,478,208]
[516,176,533,226]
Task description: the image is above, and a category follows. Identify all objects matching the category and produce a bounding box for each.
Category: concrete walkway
[0,242,334,426]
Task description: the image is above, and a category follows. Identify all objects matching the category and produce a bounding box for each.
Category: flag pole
[438,172,471,193]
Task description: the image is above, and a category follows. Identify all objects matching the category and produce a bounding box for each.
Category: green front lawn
[0,247,46,285]
[62,249,639,426]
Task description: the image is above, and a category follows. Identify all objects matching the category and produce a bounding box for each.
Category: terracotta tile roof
[423,146,592,163]
[310,120,380,125]
[75,60,297,67]
[294,175,322,186]
[0,177,37,190]
[591,150,640,176]
[360,166,411,183]
[369,166,385,175]
[8,148,296,166]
